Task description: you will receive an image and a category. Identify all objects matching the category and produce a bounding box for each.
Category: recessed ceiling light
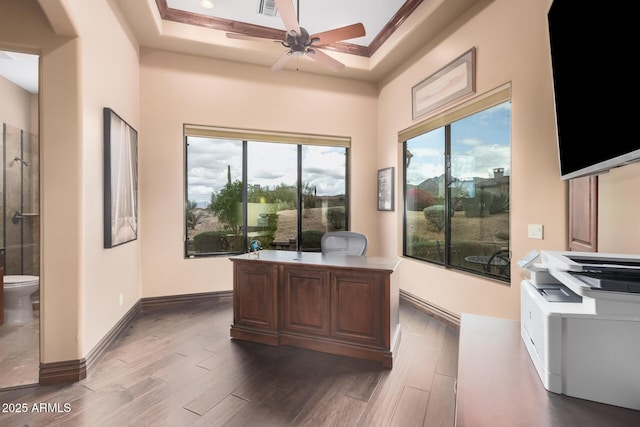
[200,0,214,9]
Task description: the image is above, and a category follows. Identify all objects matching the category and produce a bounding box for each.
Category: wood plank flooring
[0,298,459,426]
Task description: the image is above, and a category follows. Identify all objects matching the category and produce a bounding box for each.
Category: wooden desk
[455,314,640,426]
[229,250,401,367]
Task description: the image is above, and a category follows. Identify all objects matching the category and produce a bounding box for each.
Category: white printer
[520,250,640,411]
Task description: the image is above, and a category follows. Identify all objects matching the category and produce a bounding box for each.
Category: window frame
[184,125,351,258]
[399,83,512,282]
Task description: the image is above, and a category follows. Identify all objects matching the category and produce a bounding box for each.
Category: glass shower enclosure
[1,122,40,276]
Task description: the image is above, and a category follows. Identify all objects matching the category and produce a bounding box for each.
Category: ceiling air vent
[257,0,278,17]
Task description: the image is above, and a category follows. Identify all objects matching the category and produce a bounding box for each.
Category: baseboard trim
[400,289,460,328]
[39,300,141,386]
[38,291,231,386]
[86,300,142,372]
[141,290,233,310]
[39,359,87,386]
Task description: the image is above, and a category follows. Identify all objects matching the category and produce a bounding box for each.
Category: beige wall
[0,75,33,130]
[139,49,379,297]
[65,0,141,355]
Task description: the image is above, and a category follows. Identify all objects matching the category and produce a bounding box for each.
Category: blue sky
[406,101,511,185]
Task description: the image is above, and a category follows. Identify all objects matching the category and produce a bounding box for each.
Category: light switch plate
[528,224,543,239]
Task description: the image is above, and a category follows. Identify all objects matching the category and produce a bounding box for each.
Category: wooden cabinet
[281,266,330,337]
[232,261,278,345]
[330,269,385,348]
[569,175,598,252]
[230,251,401,367]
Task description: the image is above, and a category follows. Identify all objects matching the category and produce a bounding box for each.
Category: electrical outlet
[119,293,124,306]
[528,224,543,239]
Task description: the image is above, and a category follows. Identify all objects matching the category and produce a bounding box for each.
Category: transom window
[184,126,350,257]
[401,84,511,281]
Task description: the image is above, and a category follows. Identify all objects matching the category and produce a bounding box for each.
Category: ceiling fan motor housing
[285,27,311,55]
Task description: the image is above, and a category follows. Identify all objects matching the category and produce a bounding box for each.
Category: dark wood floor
[0,298,459,426]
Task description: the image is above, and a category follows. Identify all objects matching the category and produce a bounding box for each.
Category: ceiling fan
[227,0,365,72]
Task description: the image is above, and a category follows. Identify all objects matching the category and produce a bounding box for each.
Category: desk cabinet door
[330,270,384,348]
[281,266,330,337]
[233,261,277,332]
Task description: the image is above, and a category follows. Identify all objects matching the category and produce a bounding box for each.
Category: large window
[185,126,349,257]
[402,85,511,281]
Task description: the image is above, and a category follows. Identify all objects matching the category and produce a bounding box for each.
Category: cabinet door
[330,270,384,348]
[569,175,598,252]
[233,261,278,332]
[281,266,330,337]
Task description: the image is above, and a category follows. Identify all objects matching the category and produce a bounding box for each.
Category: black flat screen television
[548,0,640,180]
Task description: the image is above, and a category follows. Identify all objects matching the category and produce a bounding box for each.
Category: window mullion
[242,140,248,253]
[444,125,452,265]
[296,145,302,251]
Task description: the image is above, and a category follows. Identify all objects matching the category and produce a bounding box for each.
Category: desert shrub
[327,207,345,230]
[463,191,509,216]
[300,230,325,251]
[193,231,230,253]
[489,193,510,214]
[407,236,443,262]
[256,213,278,249]
[405,188,436,211]
[462,190,491,217]
[209,181,242,233]
[423,205,446,232]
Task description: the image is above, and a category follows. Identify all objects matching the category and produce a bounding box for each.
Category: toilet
[3,275,39,325]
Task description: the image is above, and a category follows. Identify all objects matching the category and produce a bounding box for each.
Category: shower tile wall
[2,123,39,276]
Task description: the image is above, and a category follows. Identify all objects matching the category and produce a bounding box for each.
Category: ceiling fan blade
[311,23,366,46]
[270,51,293,72]
[274,0,301,36]
[307,49,344,72]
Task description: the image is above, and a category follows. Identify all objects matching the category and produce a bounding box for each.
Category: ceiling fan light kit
[227,0,366,72]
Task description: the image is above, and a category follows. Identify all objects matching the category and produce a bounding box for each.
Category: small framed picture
[377,167,394,211]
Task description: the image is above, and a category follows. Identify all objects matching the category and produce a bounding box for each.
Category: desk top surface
[455,313,640,426]
[229,250,401,272]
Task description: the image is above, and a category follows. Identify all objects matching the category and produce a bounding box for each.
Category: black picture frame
[104,107,138,248]
[377,167,394,211]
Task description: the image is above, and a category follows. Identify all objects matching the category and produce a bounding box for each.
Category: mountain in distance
[406,174,444,195]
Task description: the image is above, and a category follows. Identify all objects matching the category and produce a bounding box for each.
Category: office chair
[320,231,368,256]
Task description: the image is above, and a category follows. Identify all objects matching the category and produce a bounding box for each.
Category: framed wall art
[412,47,476,120]
[377,167,394,211]
[104,107,138,248]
